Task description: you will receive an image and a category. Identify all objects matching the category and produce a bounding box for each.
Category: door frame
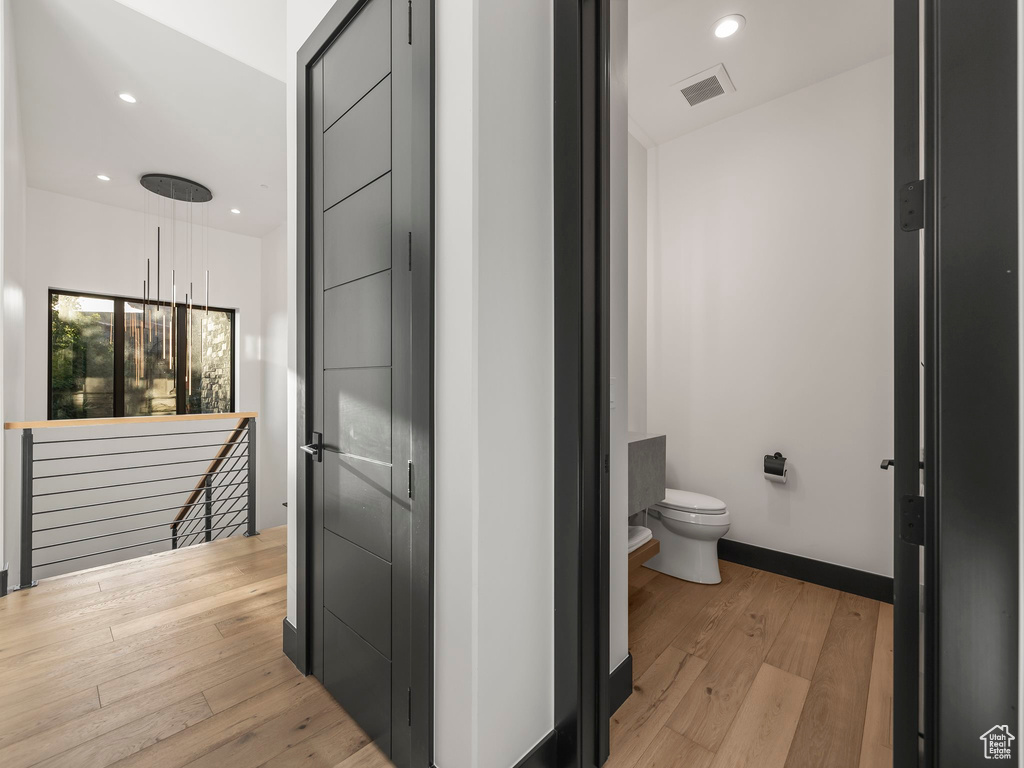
[554,1,612,766]
[555,1,1021,767]
[293,1,435,765]
[892,0,922,764]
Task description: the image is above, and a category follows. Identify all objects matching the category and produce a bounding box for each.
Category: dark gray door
[307,0,413,761]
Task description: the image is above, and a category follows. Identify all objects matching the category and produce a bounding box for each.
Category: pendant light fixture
[138,174,213,411]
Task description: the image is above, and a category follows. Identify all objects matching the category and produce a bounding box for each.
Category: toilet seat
[653,489,729,526]
[656,489,727,516]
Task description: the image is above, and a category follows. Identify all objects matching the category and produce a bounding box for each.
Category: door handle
[301,432,323,462]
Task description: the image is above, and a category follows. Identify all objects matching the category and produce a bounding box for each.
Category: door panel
[325,452,392,561]
[308,0,411,760]
[323,610,392,754]
[925,2,1019,764]
[323,368,392,462]
[322,0,390,128]
[325,174,392,289]
[324,529,392,654]
[323,271,392,369]
[324,76,391,207]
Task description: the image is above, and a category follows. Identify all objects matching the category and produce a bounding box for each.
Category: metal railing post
[19,429,37,589]
[244,418,259,537]
[204,475,213,542]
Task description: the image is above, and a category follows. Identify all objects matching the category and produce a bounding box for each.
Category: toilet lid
[656,489,728,515]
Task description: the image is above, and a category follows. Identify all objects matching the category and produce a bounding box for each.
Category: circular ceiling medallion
[139,173,213,203]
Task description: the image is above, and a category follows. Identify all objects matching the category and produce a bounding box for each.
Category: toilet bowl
[644,489,730,584]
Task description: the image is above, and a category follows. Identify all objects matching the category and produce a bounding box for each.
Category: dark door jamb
[293,1,435,765]
[554,0,612,766]
[892,0,922,764]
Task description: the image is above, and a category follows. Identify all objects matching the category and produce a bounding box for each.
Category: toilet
[644,489,730,584]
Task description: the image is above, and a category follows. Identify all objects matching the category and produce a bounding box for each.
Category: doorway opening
[554,0,1019,766]
[617,0,900,763]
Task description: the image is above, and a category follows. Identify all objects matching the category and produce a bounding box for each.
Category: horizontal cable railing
[4,412,258,588]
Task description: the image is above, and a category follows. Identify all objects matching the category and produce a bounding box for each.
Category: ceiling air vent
[673,64,736,107]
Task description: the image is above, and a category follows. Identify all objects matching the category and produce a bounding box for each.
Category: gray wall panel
[324,270,391,369]
[323,367,391,463]
[323,610,392,755]
[322,0,391,128]
[324,77,391,208]
[324,530,392,655]
[325,174,392,289]
[325,451,392,561]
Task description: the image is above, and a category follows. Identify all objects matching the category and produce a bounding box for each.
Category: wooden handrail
[171,417,252,532]
[4,412,258,430]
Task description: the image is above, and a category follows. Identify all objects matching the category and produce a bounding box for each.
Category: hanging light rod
[139,173,213,203]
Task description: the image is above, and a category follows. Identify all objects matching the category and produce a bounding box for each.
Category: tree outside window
[49,291,235,419]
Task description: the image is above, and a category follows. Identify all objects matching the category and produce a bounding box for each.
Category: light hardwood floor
[0,527,892,768]
[0,525,389,768]
[610,560,893,768]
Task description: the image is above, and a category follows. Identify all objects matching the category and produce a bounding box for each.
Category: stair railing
[4,412,259,589]
[170,416,257,548]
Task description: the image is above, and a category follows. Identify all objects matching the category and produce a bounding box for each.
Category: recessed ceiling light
[230,208,241,214]
[96,174,111,181]
[119,92,137,104]
[713,14,745,38]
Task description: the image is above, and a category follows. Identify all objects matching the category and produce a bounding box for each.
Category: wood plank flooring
[0,526,390,768]
[0,526,893,768]
[611,560,893,768]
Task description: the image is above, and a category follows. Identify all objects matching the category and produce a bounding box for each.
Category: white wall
[474,3,553,765]
[627,133,647,434]
[260,223,288,517]
[609,0,629,675]
[2,0,27,581]
[646,56,894,577]
[0,186,279,582]
[7,189,283,568]
[22,188,264,422]
[433,0,476,762]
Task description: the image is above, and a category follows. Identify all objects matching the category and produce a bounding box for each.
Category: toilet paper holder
[764,452,788,483]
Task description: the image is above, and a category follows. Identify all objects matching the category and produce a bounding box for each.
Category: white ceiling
[110,0,287,82]
[628,0,893,147]
[12,0,286,239]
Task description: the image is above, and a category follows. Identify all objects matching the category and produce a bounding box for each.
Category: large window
[49,290,235,419]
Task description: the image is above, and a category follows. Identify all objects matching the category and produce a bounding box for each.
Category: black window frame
[47,287,237,420]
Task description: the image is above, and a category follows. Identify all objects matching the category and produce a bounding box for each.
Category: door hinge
[900,494,924,545]
[407,460,414,499]
[899,180,924,232]
[407,0,412,45]
[603,454,610,474]
[408,231,412,271]
[407,688,412,725]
